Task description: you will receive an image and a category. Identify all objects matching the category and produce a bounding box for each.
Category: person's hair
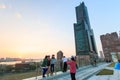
[52,56,55,58]
[71,57,75,61]
[47,55,50,58]
[45,55,48,59]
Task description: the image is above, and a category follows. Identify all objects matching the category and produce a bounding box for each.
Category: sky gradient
[0,0,120,59]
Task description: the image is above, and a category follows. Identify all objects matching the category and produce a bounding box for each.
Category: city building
[100,32,120,62]
[74,2,97,56]
[0,58,5,62]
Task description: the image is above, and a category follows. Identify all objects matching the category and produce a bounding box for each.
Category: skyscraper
[74,2,97,56]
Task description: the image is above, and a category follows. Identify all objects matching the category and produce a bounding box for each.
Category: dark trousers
[70,73,76,80]
[42,67,48,77]
[63,62,67,72]
[50,64,54,72]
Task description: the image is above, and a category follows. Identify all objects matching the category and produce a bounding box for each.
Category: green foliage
[15,63,37,72]
[96,69,113,75]
[5,65,14,72]
[0,65,14,74]
[0,71,41,80]
[29,64,36,70]
[108,63,115,67]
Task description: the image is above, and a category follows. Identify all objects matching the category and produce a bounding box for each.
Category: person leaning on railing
[46,55,51,77]
[41,55,48,78]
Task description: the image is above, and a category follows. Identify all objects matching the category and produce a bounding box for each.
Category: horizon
[0,0,120,59]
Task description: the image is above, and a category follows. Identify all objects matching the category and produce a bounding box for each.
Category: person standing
[46,55,51,77]
[41,55,48,78]
[62,56,68,72]
[67,56,76,80]
[50,54,56,75]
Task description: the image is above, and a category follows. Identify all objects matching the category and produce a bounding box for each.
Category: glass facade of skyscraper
[74,2,97,55]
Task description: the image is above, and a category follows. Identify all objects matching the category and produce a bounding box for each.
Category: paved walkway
[23,63,110,80]
[88,66,120,80]
[51,63,109,80]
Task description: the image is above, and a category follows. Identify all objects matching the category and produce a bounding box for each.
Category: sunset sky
[0,0,120,59]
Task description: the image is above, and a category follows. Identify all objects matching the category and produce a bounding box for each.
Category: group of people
[41,54,56,77]
[41,55,77,80]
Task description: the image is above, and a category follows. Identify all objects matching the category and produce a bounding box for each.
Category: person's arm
[66,61,71,65]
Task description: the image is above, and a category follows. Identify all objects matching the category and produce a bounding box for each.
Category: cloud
[0,3,23,19]
[0,4,7,9]
[15,12,22,19]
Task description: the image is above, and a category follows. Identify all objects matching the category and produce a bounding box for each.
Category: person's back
[62,57,67,63]
[67,60,76,73]
[51,58,56,65]
[67,57,76,80]
[41,58,48,67]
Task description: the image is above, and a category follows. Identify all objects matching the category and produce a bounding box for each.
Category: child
[67,56,76,80]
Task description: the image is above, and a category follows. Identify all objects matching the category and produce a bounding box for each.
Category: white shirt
[62,57,67,62]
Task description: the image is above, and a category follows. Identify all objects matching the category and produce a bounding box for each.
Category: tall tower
[74,2,97,56]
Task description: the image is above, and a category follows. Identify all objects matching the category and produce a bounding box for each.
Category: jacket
[41,58,48,67]
[67,60,76,73]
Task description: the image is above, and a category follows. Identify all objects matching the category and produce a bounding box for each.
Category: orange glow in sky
[1,0,119,59]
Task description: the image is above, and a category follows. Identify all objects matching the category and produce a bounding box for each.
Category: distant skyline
[0,0,120,59]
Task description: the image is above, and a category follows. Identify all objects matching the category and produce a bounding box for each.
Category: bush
[15,63,30,72]
[5,65,14,72]
[29,64,36,70]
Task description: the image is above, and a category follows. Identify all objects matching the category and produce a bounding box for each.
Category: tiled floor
[88,69,120,80]
[23,63,111,80]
